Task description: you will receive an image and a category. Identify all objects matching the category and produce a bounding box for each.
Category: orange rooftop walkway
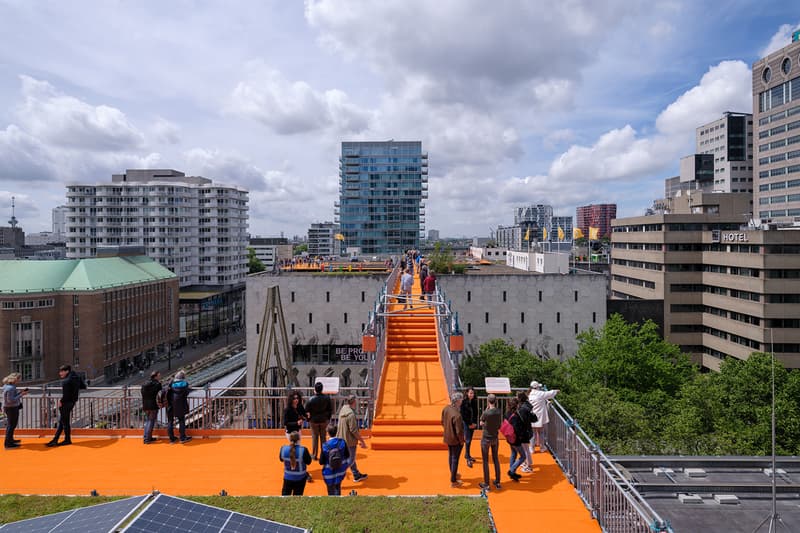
[2,269,599,532]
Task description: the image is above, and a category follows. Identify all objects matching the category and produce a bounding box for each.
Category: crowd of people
[441,382,560,490]
[399,249,437,309]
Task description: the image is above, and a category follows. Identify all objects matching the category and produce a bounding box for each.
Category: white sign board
[315,377,340,395]
[485,377,511,394]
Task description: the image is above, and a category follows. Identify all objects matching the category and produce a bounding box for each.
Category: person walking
[479,393,502,491]
[441,391,465,487]
[400,268,414,309]
[46,365,86,447]
[3,373,28,449]
[141,371,162,444]
[529,381,560,453]
[336,395,368,482]
[505,397,527,482]
[460,387,479,468]
[320,423,350,495]
[305,382,333,460]
[422,270,437,304]
[279,431,312,495]
[167,371,192,443]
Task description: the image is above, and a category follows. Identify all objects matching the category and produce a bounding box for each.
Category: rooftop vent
[684,468,707,478]
[714,494,740,505]
[678,493,703,504]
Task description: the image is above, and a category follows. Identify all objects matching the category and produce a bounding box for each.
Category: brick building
[0,256,178,383]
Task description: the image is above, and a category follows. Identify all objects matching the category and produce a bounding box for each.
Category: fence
[7,386,373,432]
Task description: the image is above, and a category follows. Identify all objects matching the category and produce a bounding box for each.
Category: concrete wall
[437,273,607,359]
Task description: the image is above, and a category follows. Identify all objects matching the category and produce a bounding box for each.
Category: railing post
[204,383,212,429]
[589,443,600,521]
[122,385,130,429]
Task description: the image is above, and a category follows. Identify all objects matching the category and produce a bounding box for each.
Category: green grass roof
[0,256,176,294]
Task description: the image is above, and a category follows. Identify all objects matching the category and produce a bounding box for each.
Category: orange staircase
[370,270,450,450]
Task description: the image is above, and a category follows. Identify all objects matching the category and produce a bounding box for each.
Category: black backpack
[328,445,344,470]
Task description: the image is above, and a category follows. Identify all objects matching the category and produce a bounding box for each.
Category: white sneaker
[520,465,532,473]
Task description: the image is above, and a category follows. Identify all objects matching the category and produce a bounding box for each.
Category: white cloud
[15,75,145,151]
[227,62,371,135]
[0,125,58,182]
[655,61,752,135]
[543,129,576,150]
[759,23,800,57]
[649,20,674,38]
[152,117,181,145]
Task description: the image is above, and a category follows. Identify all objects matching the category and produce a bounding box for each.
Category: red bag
[500,415,517,444]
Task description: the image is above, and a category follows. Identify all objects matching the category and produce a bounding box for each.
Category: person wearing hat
[528,381,559,453]
[167,370,192,443]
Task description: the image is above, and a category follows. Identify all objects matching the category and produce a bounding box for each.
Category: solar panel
[122,494,307,533]
[0,495,148,533]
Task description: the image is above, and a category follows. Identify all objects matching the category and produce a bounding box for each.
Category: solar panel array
[123,495,307,533]
[0,494,307,533]
[0,495,148,533]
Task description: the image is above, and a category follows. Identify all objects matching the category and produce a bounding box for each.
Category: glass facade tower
[335,141,428,255]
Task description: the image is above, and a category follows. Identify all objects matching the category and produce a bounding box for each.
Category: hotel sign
[711,230,749,243]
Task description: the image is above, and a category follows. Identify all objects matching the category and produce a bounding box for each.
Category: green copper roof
[0,256,176,293]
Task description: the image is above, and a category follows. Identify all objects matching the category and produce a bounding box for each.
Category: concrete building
[0,255,178,383]
[52,205,68,236]
[307,222,340,257]
[753,34,800,224]
[249,237,292,269]
[65,169,249,289]
[552,216,574,242]
[695,112,754,193]
[336,141,428,255]
[611,191,800,370]
[576,204,617,239]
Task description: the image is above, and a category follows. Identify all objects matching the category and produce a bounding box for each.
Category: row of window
[670,304,760,325]
[759,193,800,205]
[670,283,761,301]
[759,104,800,126]
[759,148,800,164]
[612,274,656,289]
[670,323,761,350]
[758,133,800,153]
[757,163,800,178]
[758,177,800,191]
[2,299,54,310]
[758,208,800,218]
[758,74,800,113]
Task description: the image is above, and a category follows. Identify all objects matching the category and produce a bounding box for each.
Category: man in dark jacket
[516,391,535,473]
[141,371,162,444]
[441,391,465,487]
[46,365,86,447]
[479,394,503,491]
[305,381,333,460]
[167,370,192,443]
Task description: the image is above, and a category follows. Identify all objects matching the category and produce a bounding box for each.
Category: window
[574,290,578,302]
[467,291,471,302]
[485,312,489,324]
[503,323,507,334]
[556,312,561,323]
[538,323,543,334]
[73,295,79,305]
[291,323,295,334]
[308,313,313,324]
[467,323,471,334]
[326,323,330,334]
[326,291,330,303]
[593,312,597,323]
[361,291,365,303]
[538,290,542,302]
[503,290,507,302]
[344,313,348,324]
[521,312,525,324]
[575,323,579,334]
[291,291,295,303]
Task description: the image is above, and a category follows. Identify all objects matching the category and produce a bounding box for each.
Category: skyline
[0,1,798,238]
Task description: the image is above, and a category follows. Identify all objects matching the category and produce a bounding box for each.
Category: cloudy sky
[0,1,798,239]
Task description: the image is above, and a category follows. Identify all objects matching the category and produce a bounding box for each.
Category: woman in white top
[528,381,559,453]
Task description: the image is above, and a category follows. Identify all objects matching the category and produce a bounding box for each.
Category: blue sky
[0,1,798,238]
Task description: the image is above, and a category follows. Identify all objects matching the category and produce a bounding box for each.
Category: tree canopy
[458,314,800,455]
[247,247,265,274]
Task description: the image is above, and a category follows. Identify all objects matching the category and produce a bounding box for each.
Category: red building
[576,204,617,239]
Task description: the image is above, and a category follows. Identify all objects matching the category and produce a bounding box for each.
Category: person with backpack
[305,382,333,460]
[280,431,312,495]
[320,423,350,495]
[422,270,437,305]
[46,365,87,447]
[336,395,368,483]
[167,371,192,444]
[504,397,527,482]
[479,393,502,491]
[140,371,162,444]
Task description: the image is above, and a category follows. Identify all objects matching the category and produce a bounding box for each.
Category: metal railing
[5,386,373,432]
[434,283,461,392]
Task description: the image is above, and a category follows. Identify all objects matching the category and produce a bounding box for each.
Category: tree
[427,241,454,274]
[459,339,566,389]
[567,314,694,397]
[247,247,265,274]
[293,243,308,256]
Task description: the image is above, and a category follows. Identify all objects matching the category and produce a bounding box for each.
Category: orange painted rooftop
[3,434,599,533]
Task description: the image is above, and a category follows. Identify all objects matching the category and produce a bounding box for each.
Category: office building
[0,255,179,382]
[307,222,340,257]
[695,112,754,193]
[752,34,800,223]
[552,216,574,241]
[65,169,249,289]
[336,141,428,255]
[576,204,617,239]
[427,229,440,242]
[611,191,800,370]
[514,204,553,241]
[52,205,68,236]
[249,237,292,269]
